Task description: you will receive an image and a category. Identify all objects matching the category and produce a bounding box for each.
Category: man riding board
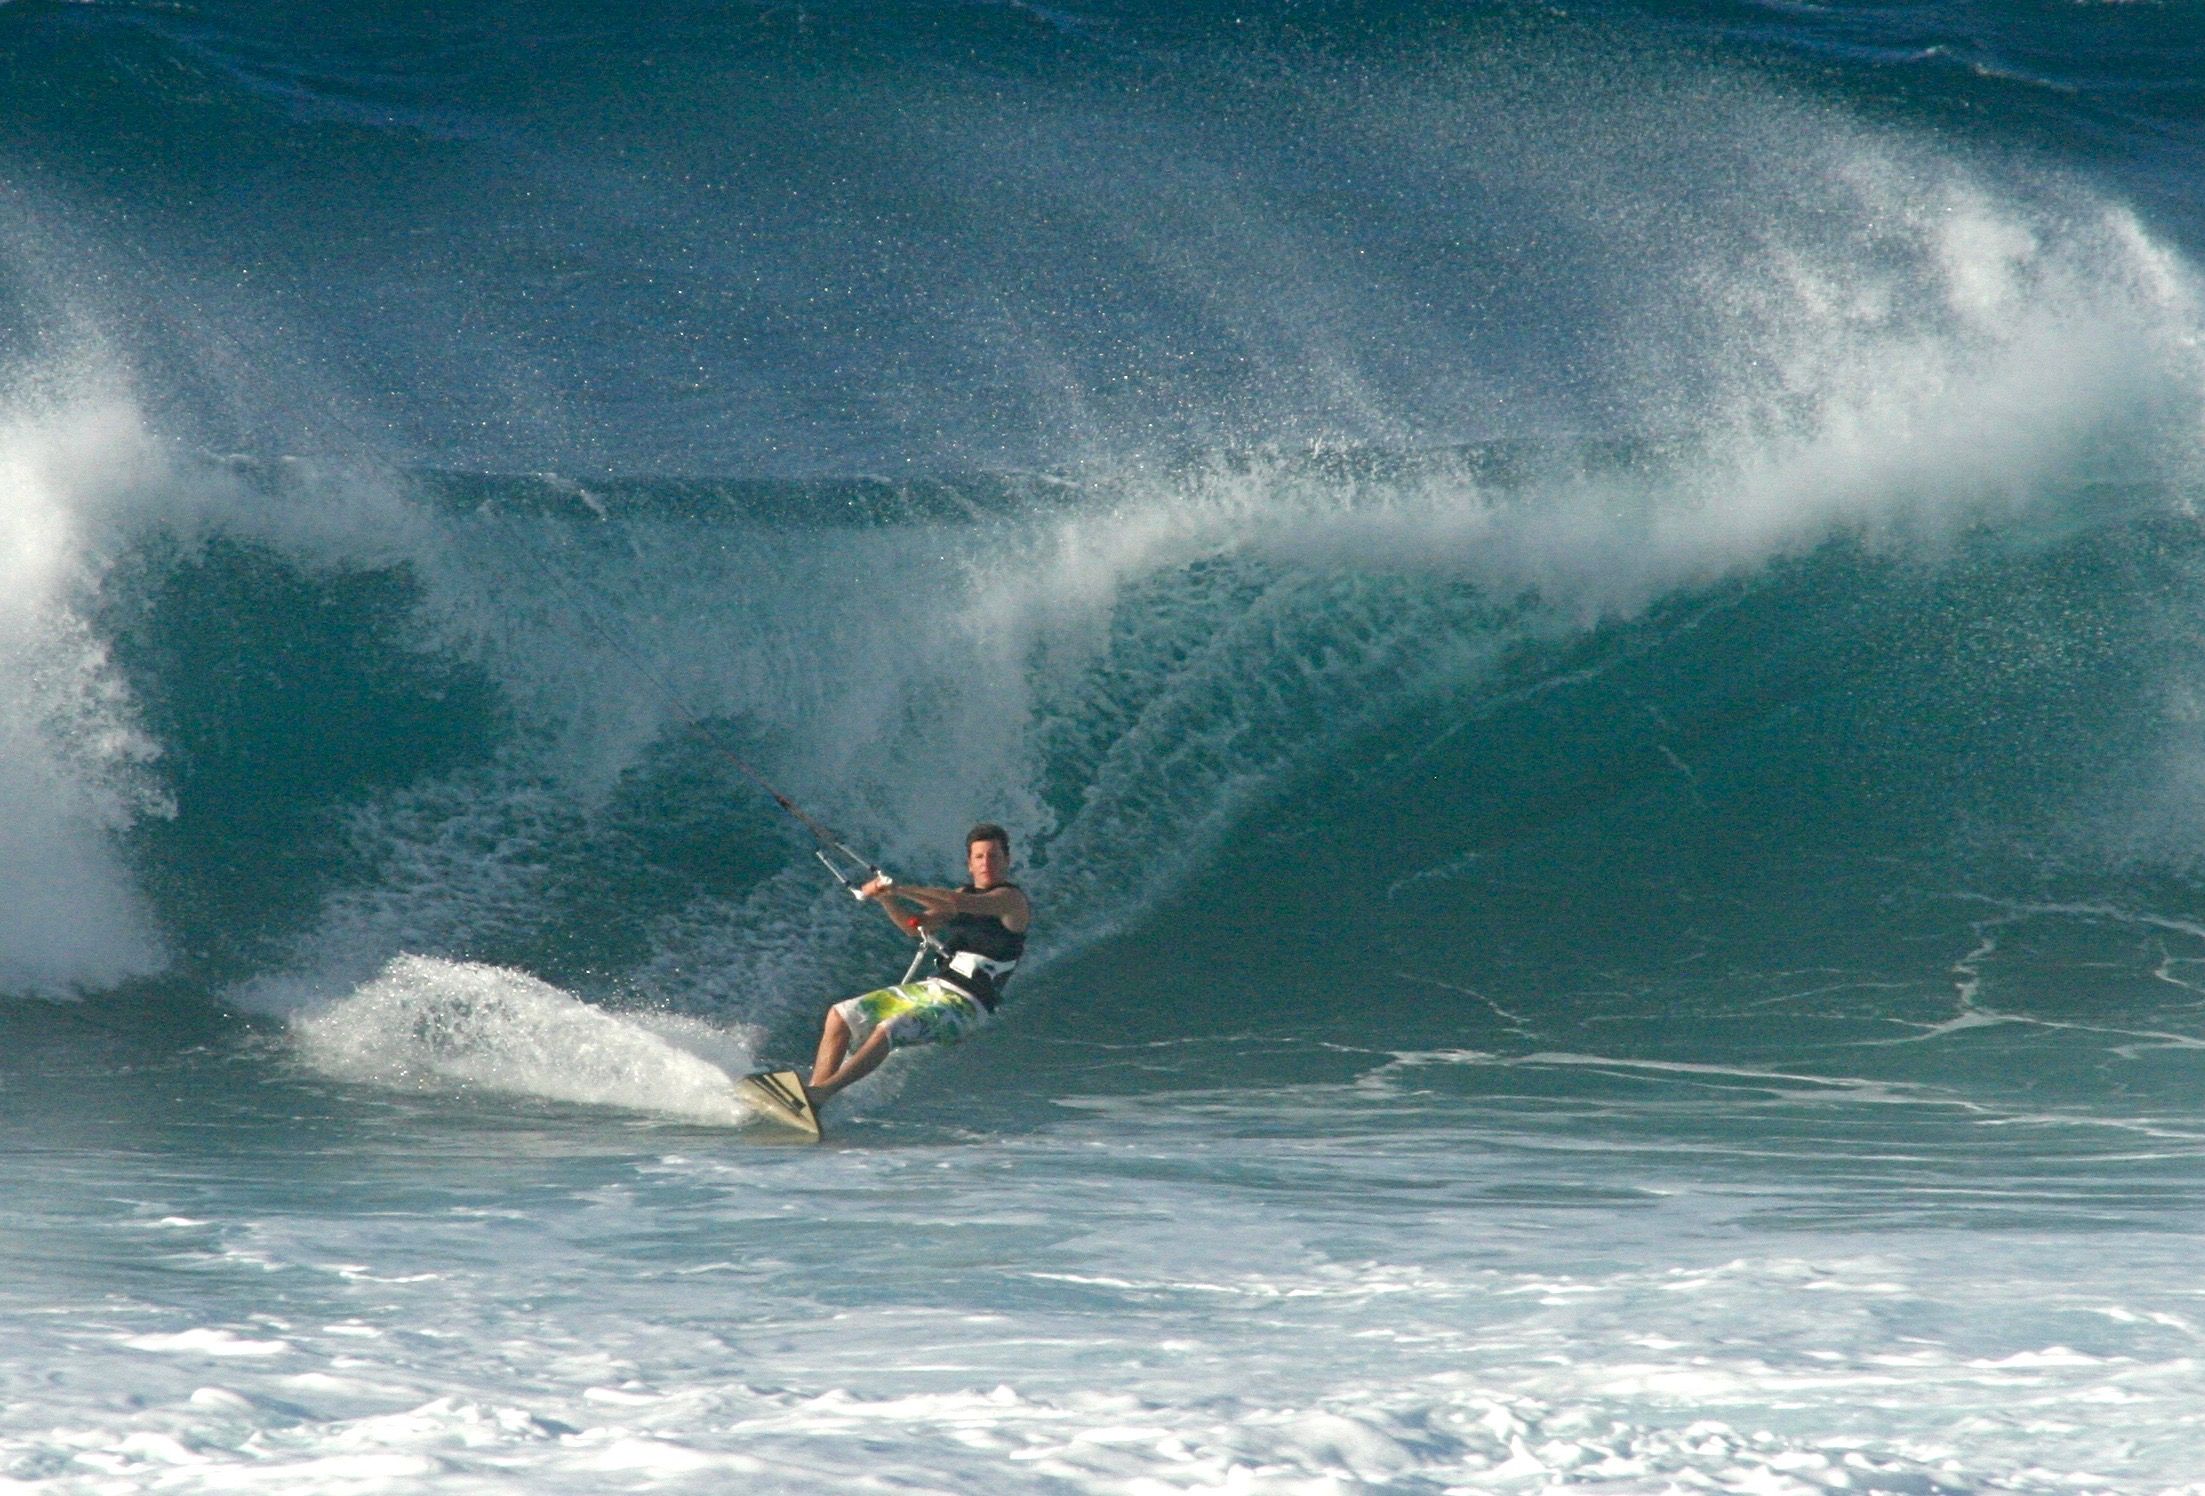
[806,822,1032,1108]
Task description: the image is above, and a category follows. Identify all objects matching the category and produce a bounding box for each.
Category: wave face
[2,0,2204,1113]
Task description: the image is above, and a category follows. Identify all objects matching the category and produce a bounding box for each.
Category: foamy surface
[6,990,2204,1494]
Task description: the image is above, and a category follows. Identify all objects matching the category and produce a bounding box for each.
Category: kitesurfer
[805,822,1031,1107]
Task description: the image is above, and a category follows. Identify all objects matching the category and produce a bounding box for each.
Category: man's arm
[858,876,929,936]
[860,879,1030,934]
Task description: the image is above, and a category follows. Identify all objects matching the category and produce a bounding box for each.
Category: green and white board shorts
[833,978,990,1051]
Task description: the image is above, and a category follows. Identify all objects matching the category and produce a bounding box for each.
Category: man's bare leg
[811,1007,852,1089]
[810,1027,893,1104]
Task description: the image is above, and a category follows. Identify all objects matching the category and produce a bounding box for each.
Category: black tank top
[930,882,1026,1011]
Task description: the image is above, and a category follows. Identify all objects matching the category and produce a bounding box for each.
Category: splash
[0,384,172,995]
[291,954,770,1126]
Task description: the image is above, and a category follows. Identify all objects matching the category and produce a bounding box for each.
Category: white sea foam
[0,383,173,995]
[998,201,2198,627]
[8,1101,2205,1494]
[291,954,768,1126]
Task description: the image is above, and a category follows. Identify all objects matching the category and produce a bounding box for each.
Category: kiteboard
[736,1069,822,1142]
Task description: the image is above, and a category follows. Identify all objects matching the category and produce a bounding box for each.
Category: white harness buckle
[946,950,1015,981]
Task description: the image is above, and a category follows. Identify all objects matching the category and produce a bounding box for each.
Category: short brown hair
[967,822,1010,857]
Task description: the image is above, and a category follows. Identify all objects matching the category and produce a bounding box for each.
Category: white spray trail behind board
[292,955,774,1126]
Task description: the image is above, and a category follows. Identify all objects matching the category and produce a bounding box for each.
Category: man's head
[966,822,1011,888]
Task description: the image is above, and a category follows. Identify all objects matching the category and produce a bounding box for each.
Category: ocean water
[6,1,2205,1490]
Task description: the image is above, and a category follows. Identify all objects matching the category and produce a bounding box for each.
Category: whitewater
[6,1,2205,1490]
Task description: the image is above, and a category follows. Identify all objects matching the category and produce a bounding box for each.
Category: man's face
[968,836,1008,889]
